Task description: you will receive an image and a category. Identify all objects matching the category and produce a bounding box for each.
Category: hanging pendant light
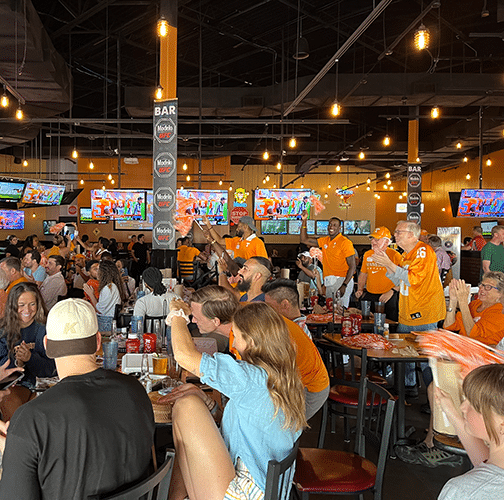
[414,24,430,50]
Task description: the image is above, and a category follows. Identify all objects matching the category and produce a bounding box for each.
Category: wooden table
[307,318,397,338]
[323,333,428,444]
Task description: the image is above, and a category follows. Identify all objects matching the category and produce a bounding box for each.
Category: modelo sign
[153,222,175,247]
[154,187,176,212]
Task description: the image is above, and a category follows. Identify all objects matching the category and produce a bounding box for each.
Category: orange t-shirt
[444,300,504,345]
[6,276,29,294]
[177,245,200,262]
[84,278,100,302]
[317,233,355,277]
[229,316,329,393]
[397,241,446,326]
[361,247,402,294]
[225,235,268,260]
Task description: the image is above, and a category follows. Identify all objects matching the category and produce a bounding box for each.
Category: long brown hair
[232,302,307,432]
[0,282,47,355]
[463,364,504,445]
[98,260,126,302]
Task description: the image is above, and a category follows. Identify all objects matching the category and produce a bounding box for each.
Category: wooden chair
[294,380,396,500]
[264,437,300,500]
[177,260,197,284]
[88,449,175,500]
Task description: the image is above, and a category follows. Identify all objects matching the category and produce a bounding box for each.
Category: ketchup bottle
[126,333,140,353]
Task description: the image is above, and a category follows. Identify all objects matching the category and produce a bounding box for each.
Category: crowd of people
[0,215,501,499]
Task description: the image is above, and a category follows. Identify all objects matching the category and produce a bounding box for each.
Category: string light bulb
[102,184,106,190]
[300,184,304,189]
[219,179,223,186]
[266,175,270,182]
[262,150,269,160]
[414,24,430,50]
[23,160,28,167]
[182,162,188,170]
[431,106,440,119]
[89,161,95,170]
[385,172,391,179]
[328,183,331,189]
[358,151,365,160]
[387,179,392,185]
[15,105,23,120]
[229,185,232,191]
[108,174,112,180]
[155,85,164,100]
[72,148,78,159]
[262,178,266,184]
[276,162,282,170]
[111,179,115,185]
[367,177,371,184]
[442,207,446,212]
[335,165,341,172]
[32,213,36,218]
[456,141,462,149]
[383,184,388,190]
[389,185,394,190]
[289,137,297,148]
[1,90,9,108]
[402,192,407,196]
[80,179,84,185]
[157,17,169,37]
[366,186,370,191]
[486,158,492,166]
[273,184,277,188]
[186,175,191,181]
[383,135,391,146]
[330,101,341,117]
[466,173,471,180]
[324,193,328,199]
[463,156,468,163]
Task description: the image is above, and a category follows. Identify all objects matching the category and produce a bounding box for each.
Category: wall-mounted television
[457,189,504,218]
[481,220,499,237]
[261,220,288,235]
[22,182,65,205]
[343,220,371,235]
[176,189,228,225]
[288,219,315,235]
[0,210,24,230]
[114,191,153,230]
[80,207,108,224]
[0,181,25,203]
[43,220,58,235]
[254,189,311,220]
[91,189,146,220]
[316,220,329,235]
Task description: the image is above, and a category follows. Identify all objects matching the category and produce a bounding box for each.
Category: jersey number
[416,248,426,259]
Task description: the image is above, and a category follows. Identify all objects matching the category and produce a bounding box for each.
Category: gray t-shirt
[438,462,504,500]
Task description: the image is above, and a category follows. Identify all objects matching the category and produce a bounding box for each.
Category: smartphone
[64,224,76,240]
[0,371,25,391]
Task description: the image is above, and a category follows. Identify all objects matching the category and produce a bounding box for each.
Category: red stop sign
[230,207,249,225]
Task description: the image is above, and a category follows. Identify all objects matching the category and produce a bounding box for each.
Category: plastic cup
[130,315,144,334]
[167,354,181,379]
[152,355,168,375]
[102,339,118,370]
[374,313,386,335]
[375,301,385,314]
[361,300,371,320]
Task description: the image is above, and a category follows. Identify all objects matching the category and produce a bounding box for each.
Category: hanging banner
[153,99,178,249]
[407,163,422,224]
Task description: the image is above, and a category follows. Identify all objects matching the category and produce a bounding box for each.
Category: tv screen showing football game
[343,219,371,235]
[80,207,108,225]
[176,189,228,226]
[288,219,315,235]
[481,220,498,237]
[90,190,146,220]
[0,181,25,202]
[254,189,311,220]
[261,220,288,235]
[0,210,24,230]
[316,220,329,235]
[22,182,65,205]
[114,191,154,230]
[457,189,504,218]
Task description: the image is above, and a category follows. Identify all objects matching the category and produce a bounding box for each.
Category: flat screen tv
[457,189,504,218]
[254,189,311,220]
[80,207,108,224]
[114,191,154,230]
[316,220,329,235]
[343,220,371,235]
[0,210,24,230]
[261,220,288,235]
[91,189,146,220]
[288,219,315,235]
[0,181,25,203]
[176,189,228,225]
[481,220,499,237]
[43,220,58,235]
[22,182,65,205]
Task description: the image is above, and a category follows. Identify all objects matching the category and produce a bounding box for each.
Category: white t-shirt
[133,290,179,318]
[96,283,121,317]
[438,462,504,500]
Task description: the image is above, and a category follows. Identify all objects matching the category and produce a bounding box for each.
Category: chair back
[355,379,395,500]
[89,449,175,500]
[264,438,301,500]
[178,260,196,282]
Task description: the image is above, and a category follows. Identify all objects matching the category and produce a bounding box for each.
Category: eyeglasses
[478,283,499,291]
[394,230,411,235]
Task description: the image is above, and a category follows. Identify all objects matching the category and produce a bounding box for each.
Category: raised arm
[202,215,226,247]
[300,211,318,247]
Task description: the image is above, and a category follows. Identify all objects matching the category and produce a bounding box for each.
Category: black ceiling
[2,0,504,183]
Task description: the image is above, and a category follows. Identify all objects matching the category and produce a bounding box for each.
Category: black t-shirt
[0,368,155,500]
[5,244,19,257]
[132,242,148,264]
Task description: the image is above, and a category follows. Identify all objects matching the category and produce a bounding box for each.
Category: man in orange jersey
[355,226,401,321]
[300,211,356,308]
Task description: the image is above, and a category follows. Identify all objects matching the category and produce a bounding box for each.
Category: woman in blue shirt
[0,282,56,420]
[165,299,306,500]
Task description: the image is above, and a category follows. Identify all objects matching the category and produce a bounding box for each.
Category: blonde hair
[232,302,307,432]
[463,364,504,444]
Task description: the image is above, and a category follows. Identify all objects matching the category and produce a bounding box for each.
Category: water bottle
[137,319,144,351]
[140,353,152,393]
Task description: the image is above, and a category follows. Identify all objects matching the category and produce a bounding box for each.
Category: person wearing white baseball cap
[355,226,401,321]
[296,251,323,293]
[0,298,155,500]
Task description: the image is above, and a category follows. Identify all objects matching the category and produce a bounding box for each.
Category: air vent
[242,96,264,107]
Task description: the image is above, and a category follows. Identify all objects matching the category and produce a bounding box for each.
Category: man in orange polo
[300,211,356,308]
[0,257,28,293]
[355,226,401,321]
